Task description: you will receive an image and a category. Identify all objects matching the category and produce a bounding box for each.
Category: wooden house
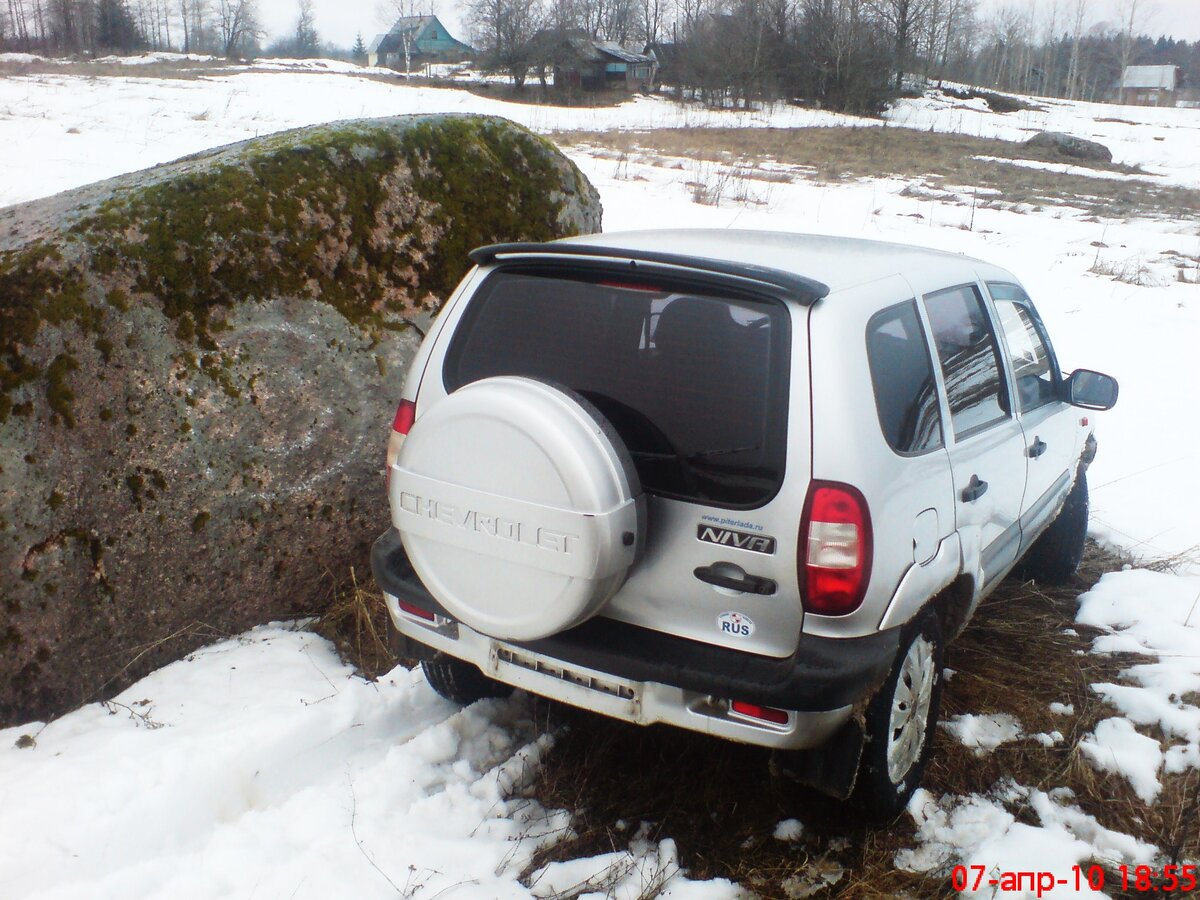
[528,30,656,91]
[368,15,472,69]
[1116,65,1180,106]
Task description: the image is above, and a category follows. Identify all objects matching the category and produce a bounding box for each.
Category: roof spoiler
[468,242,830,306]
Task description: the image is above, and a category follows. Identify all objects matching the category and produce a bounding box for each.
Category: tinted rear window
[443,269,790,508]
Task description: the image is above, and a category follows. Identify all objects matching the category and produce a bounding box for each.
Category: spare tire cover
[390,376,644,641]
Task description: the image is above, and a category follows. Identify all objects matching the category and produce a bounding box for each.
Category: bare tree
[1065,0,1086,99]
[217,0,258,57]
[638,0,666,43]
[870,0,932,89]
[293,0,317,56]
[466,0,543,87]
[1115,0,1152,95]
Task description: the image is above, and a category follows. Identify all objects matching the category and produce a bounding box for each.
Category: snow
[898,784,1157,897]
[971,154,1169,184]
[772,818,805,841]
[1,60,1199,895]
[1079,718,1165,804]
[1073,570,1200,802]
[941,713,1023,755]
[0,626,728,899]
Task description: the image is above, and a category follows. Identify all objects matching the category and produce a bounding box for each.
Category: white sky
[254,0,1199,52]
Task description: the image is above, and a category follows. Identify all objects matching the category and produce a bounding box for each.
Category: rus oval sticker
[717,611,755,638]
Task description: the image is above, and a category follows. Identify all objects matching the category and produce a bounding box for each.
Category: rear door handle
[961,474,988,503]
[1027,437,1047,459]
[694,565,776,595]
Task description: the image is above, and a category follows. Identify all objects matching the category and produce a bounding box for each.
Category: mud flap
[769,719,866,800]
[386,615,438,663]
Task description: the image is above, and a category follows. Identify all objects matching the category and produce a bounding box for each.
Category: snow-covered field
[0,62,1197,898]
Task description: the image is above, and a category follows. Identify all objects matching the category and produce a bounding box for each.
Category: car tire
[421,653,513,706]
[854,610,944,821]
[1014,470,1088,585]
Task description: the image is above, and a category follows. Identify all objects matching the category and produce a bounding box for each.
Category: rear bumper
[371,529,899,750]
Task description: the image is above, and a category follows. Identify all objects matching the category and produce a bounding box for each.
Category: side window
[865,301,943,454]
[988,282,1063,415]
[923,284,1010,439]
[993,298,1059,412]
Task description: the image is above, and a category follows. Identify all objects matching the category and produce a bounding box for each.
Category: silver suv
[371,230,1117,817]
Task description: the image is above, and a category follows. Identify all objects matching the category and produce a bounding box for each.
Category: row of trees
[464,0,1197,111]
[0,0,322,59]
[4,0,1196,110]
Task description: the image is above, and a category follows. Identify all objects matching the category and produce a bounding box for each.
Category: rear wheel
[854,611,944,820]
[421,654,513,706]
[1014,470,1088,585]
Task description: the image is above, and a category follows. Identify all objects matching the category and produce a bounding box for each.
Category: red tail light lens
[799,481,872,616]
[392,399,416,435]
[730,700,789,725]
[398,598,435,621]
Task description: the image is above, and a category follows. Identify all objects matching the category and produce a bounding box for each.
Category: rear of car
[372,241,904,753]
[370,231,1115,819]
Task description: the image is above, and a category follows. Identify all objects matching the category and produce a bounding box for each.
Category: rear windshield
[443,268,790,508]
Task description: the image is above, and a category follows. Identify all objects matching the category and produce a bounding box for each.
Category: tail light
[392,399,416,435]
[799,481,872,616]
[398,597,434,621]
[386,399,417,483]
[730,700,790,725]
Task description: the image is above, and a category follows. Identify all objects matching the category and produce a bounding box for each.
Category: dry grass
[322,546,1198,897]
[312,566,396,681]
[498,542,1198,898]
[0,58,233,80]
[555,127,1200,221]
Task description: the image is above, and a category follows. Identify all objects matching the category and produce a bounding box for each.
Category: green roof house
[368,15,472,69]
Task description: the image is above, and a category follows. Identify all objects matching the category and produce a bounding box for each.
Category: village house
[1115,64,1180,106]
[367,15,472,70]
[528,29,656,91]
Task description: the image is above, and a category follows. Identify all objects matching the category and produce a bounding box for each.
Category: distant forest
[3,0,1197,114]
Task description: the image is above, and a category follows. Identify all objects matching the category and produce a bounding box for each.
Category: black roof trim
[468,242,831,305]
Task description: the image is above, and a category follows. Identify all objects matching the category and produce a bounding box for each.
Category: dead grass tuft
[312,567,396,681]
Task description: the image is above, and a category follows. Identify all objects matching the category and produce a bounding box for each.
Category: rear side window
[865,301,943,454]
[443,269,790,508]
[922,284,1010,439]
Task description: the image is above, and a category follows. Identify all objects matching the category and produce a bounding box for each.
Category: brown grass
[312,566,396,681]
[494,542,1198,898]
[554,127,1200,221]
[323,546,1197,897]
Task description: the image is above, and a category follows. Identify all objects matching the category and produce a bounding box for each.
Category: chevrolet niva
[371,230,1117,818]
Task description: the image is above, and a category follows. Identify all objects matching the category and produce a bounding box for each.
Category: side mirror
[1066,369,1118,410]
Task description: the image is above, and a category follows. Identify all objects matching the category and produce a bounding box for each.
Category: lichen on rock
[0,114,602,725]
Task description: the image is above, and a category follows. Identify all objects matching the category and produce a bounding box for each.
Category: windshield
[442,267,790,508]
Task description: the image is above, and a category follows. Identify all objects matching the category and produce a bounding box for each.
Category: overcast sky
[254,0,1200,53]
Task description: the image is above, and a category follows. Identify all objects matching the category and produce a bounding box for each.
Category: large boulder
[0,114,602,726]
[1022,130,1113,163]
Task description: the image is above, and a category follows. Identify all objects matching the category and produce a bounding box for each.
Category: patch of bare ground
[0,58,234,79]
[323,550,1197,895]
[555,127,1200,221]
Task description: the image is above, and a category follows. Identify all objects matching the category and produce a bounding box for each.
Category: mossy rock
[0,114,602,726]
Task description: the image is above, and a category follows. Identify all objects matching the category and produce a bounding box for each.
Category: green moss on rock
[0,115,595,423]
[45,353,79,428]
